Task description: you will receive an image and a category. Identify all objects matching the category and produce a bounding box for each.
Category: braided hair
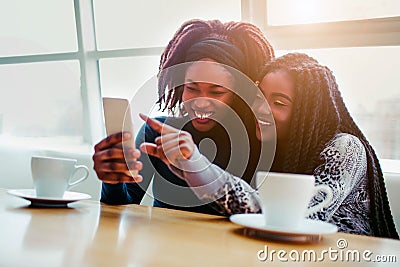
[260,53,398,239]
[157,19,274,114]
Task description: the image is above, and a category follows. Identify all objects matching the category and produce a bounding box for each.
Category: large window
[0,0,82,146]
[0,0,241,147]
[1,0,399,169]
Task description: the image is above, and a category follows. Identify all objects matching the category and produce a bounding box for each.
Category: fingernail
[140,113,150,120]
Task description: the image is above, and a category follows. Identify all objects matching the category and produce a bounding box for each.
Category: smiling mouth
[194,110,214,120]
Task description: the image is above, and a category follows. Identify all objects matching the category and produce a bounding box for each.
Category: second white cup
[256,171,333,229]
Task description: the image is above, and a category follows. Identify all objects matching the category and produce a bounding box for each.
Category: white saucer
[7,189,91,207]
[230,214,338,243]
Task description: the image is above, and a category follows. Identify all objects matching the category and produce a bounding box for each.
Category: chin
[192,120,216,132]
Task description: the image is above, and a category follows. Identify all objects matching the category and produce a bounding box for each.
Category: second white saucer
[230,214,338,239]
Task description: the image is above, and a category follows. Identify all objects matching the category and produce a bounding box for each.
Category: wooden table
[1,188,399,267]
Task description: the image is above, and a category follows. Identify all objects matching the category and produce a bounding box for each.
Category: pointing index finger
[139,113,178,134]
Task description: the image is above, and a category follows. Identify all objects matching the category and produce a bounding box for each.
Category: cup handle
[68,165,89,188]
[305,184,333,216]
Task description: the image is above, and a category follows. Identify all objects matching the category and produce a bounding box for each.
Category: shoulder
[312,133,368,205]
[317,133,367,178]
[324,133,365,158]
[330,132,363,146]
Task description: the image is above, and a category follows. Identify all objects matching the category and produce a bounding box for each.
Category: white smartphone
[102,97,135,136]
[102,97,138,176]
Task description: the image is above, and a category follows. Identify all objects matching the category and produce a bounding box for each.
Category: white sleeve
[169,147,262,215]
[308,133,367,222]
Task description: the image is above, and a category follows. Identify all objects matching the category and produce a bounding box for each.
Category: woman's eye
[274,100,287,106]
[210,91,227,95]
[185,86,198,92]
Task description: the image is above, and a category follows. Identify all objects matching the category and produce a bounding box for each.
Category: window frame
[0,0,165,145]
[241,0,400,49]
[0,0,399,169]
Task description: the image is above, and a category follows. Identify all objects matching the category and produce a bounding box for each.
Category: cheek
[181,92,195,112]
[272,111,286,129]
[213,97,234,114]
[219,94,235,107]
[281,112,291,124]
[275,112,292,139]
[181,90,191,102]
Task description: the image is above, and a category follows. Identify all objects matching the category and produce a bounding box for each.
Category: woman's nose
[193,97,211,109]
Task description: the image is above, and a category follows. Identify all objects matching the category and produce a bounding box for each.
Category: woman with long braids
[255,53,398,238]
[92,19,274,214]
[150,53,398,238]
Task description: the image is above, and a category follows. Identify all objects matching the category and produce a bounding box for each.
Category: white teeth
[258,119,272,126]
[194,111,213,119]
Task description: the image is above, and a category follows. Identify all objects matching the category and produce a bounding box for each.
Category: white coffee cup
[31,156,89,198]
[256,171,333,229]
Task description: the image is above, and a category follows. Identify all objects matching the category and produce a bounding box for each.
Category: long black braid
[260,53,398,239]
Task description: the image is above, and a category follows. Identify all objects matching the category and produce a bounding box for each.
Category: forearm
[169,147,262,215]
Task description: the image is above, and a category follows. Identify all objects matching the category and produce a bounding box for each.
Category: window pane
[276,47,400,160]
[268,0,400,25]
[0,0,77,56]
[99,56,166,129]
[0,61,83,138]
[100,56,159,99]
[93,0,241,50]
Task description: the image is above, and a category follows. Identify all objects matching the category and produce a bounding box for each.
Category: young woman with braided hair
[158,53,398,238]
[92,19,274,214]
[256,53,398,238]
